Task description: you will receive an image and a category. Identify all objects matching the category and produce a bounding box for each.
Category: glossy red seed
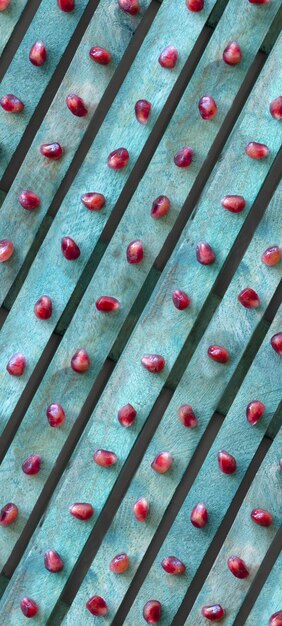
[141,354,165,373]
[269,96,282,120]
[249,0,271,3]
[93,449,117,467]
[34,295,52,320]
[96,296,120,312]
[110,552,130,574]
[118,403,137,427]
[251,508,273,526]
[227,555,249,578]
[186,0,204,11]
[223,41,242,65]
[208,345,229,364]
[135,99,151,124]
[71,349,90,373]
[118,0,140,14]
[61,236,80,260]
[44,549,64,573]
[46,403,66,428]
[20,598,39,618]
[107,147,129,169]
[133,497,149,522]
[178,404,198,428]
[238,287,260,309]
[151,195,171,219]
[22,454,41,475]
[6,353,26,376]
[158,45,178,69]
[89,46,112,65]
[261,245,281,266]
[196,241,216,264]
[190,502,208,528]
[271,333,282,356]
[127,239,144,264]
[245,141,270,159]
[0,239,14,262]
[81,192,105,211]
[143,600,162,624]
[69,502,94,520]
[221,194,246,213]
[66,94,88,117]
[151,451,173,474]
[18,189,41,210]
[86,596,108,617]
[0,0,11,10]
[269,611,282,626]
[161,556,186,575]
[201,604,225,622]
[174,146,193,167]
[0,94,24,112]
[29,40,47,66]
[172,290,190,310]
[57,0,75,11]
[40,142,63,159]
[0,502,18,526]
[198,95,218,120]
[218,450,237,474]
[246,400,265,426]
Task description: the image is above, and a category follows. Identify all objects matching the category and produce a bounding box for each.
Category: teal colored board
[244,552,282,626]
[0,0,27,55]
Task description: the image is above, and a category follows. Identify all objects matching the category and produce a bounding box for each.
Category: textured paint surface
[244,552,282,626]
[0,0,27,55]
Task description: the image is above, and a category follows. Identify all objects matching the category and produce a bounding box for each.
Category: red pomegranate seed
[86,596,108,617]
[151,195,171,219]
[29,40,47,66]
[190,502,208,528]
[227,556,249,579]
[44,549,64,573]
[0,502,18,526]
[172,290,190,310]
[93,449,117,467]
[161,556,186,575]
[0,0,11,10]
[22,454,41,475]
[0,94,24,112]
[270,96,282,120]
[223,41,242,65]
[57,0,75,11]
[261,245,281,266]
[196,241,216,264]
[271,333,282,356]
[126,239,144,264]
[143,600,162,624]
[81,192,105,211]
[107,147,129,169]
[246,400,265,426]
[135,99,151,124]
[110,552,130,574]
[249,0,271,3]
[198,95,218,120]
[221,194,246,213]
[218,450,237,474]
[201,604,225,622]
[118,0,140,15]
[89,46,112,65]
[269,611,282,626]
[69,502,94,520]
[6,353,26,376]
[18,189,41,210]
[66,94,88,117]
[96,295,120,312]
[151,451,173,474]
[208,345,229,364]
[46,403,66,428]
[245,142,270,159]
[158,46,178,69]
[40,142,63,159]
[0,239,14,262]
[174,146,193,168]
[34,295,52,320]
[71,349,90,373]
[251,508,273,526]
[178,404,198,428]
[186,0,204,11]
[61,236,80,260]
[238,287,260,309]
[118,403,137,427]
[141,354,165,373]
[133,497,149,521]
[20,598,39,618]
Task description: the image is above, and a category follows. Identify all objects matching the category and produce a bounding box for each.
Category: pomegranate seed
[0,94,24,112]
[0,502,18,526]
[107,147,129,169]
[81,192,105,211]
[190,502,208,528]
[186,0,204,11]
[261,245,281,266]
[218,450,237,474]
[118,0,140,15]
[40,142,63,159]
[174,146,193,167]
[246,400,265,425]
[0,0,11,10]
[66,94,88,117]
[238,287,260,309]
[6,353,26,376]
[22,454,41,475]
[0,239,14,262]
[118,403,137,427]
[86,596,108,617]
[135,99,151,124]
[96,296,120,312]
[141,354,165,373]
[57,0,75,11]
[158,46,178,69]
[227,556,249,578]
[223,41,242,65]
[143,600,162,624]
[172,290,190,310]
[198,95,218,120]
[18,189,41,210]
[161,556,186,575]
[208,345,229,364]
[221,194,246,213]
[178,404,198,428]
[251,508,273,526]
[127,239,144,264]
[34,295,52,320]
[245,142,270,159]
[61,236,80,260]
[249,0,271,3]
[151,451,173,474]
[44,549,64,573]
[93,449,117,467]
[29,40,47,66]
[46,403,66,428]
[196,241,216,264]
[133,497,149,522]
[110,552,130,574]
[71,349,90,373]
[269,96,282,120]
[201,605,225,622]
[151,195,171,219]
[271,333,282,356]
[269,612,282,626]
[20,598,39,618]
[69,502,94,520]
[89,46,112,65]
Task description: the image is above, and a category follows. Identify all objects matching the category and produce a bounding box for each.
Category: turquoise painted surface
[0,0,27,55]
[244,552,282,626]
